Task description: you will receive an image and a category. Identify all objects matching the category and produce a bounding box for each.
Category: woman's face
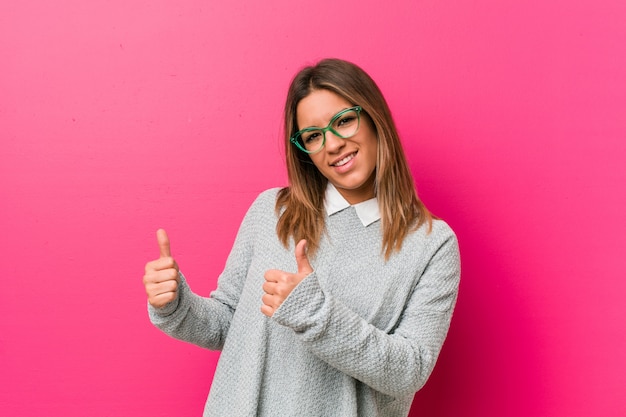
[296,89,378,205]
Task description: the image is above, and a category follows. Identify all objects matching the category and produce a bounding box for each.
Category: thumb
[156,229,171,258]
[295,239,313,275]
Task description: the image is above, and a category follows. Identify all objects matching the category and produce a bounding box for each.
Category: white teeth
[333,153,355,167]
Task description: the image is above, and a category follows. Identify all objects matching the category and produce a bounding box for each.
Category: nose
[323,130,345,153]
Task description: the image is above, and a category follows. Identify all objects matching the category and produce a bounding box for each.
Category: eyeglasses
[291,106,362,154]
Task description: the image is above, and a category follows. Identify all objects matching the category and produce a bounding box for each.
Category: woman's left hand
[261,239,313,317]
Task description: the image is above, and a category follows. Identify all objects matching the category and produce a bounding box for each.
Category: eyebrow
[301,107,351,129]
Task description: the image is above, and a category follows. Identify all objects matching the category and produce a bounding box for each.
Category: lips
[331,152,357,167]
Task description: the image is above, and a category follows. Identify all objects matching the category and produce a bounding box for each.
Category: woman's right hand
[143,229,180,308]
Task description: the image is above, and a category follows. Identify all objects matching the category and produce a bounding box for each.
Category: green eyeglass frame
[290,106,363,154]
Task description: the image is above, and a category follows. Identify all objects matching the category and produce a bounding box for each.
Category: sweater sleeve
[271,226,461,398]
[148,191,266,350]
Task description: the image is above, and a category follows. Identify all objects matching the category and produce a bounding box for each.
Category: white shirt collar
[324,183,380,227]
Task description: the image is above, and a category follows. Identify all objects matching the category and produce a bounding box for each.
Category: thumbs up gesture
[143,229,181,308]
[261,239,313,317]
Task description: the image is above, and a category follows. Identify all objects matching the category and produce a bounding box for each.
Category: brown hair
[276,58,432,259]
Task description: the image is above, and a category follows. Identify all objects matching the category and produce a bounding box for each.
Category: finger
[145,257,177,273]
[261,293,276,307]
[262,281,275,295]
[295,239,313,275]
[146,279,178,307]
[149,291,178,308]
[261,293,281,316]
[144,268,179,285]
[157,279,179,295]
[156,229,171,258]
[260,304,274,317]
[146,278,179,296]
[264,269,281,283]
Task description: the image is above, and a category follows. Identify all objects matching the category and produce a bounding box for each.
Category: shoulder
[251,187,282,207]
[234,188,283,236]
[243,187,282,218]
[406,218,459,255]
[423,219,460,266]
[430,219,457,242]
[388,219,461,283]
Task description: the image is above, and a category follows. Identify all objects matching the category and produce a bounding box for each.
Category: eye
[302,130,322,144]
[337,115,356,127]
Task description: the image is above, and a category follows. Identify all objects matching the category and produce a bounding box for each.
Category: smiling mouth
[332,152,357,167]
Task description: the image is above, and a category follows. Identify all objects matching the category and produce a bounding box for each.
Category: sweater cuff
[271,272,330,341]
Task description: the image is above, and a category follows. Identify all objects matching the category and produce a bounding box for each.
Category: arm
[146,194,262,350]
[271,228,460,397]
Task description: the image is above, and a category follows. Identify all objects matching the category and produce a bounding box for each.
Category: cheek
[360,119,378,161]
[364,135,379,164]
[308,154,327,172]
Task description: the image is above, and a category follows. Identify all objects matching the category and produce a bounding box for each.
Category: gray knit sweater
[149,188,460,417]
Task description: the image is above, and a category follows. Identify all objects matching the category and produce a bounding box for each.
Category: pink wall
[1,1,625,416]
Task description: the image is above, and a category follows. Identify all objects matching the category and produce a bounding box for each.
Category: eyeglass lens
[298,109,360,153]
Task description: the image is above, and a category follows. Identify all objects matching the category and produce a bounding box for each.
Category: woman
[143,58,460,417]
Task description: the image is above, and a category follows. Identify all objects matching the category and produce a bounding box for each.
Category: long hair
[276,58,433,259]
